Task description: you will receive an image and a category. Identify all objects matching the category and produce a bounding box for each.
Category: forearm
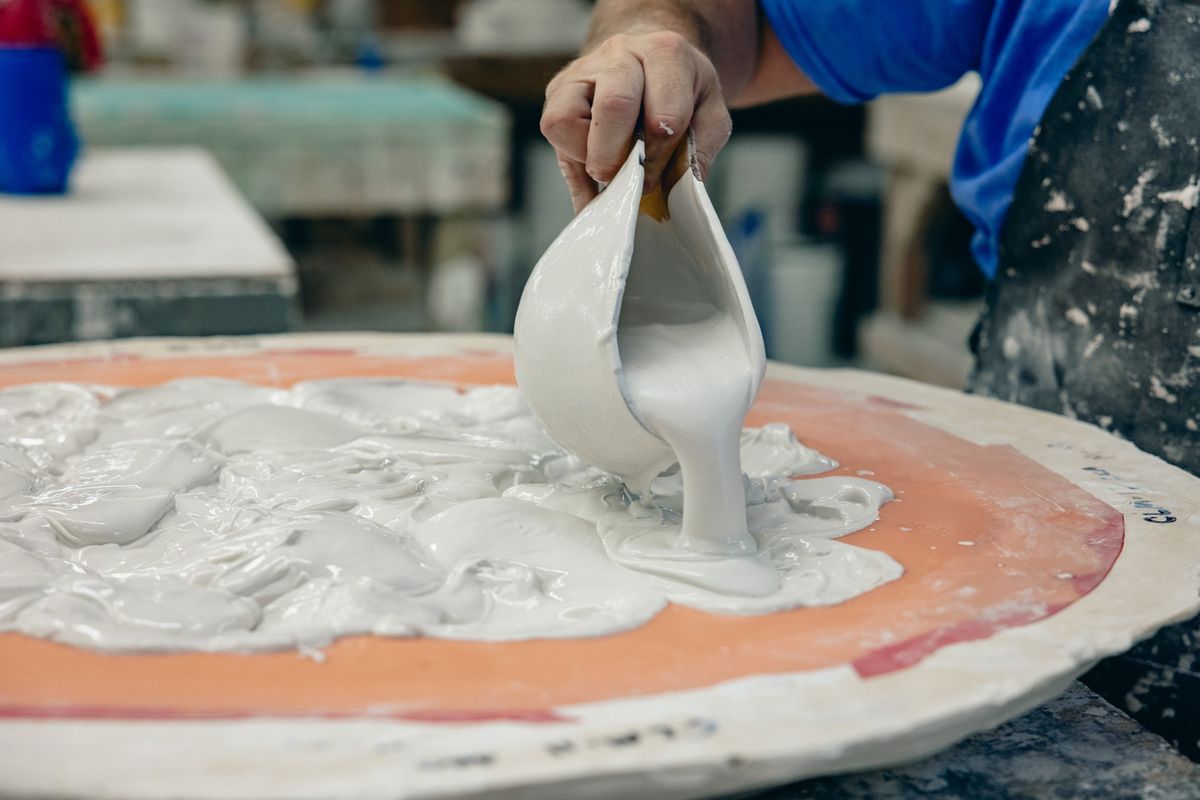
[585,0,760,104]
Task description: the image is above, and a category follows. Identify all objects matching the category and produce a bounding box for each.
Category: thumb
[558,152,599,214]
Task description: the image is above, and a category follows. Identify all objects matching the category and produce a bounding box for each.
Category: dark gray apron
[967,0,1200,759]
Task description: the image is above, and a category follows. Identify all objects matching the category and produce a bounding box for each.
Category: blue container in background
[0,46,79,195]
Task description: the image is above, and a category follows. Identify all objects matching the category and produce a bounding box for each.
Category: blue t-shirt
[761,0,1111,277]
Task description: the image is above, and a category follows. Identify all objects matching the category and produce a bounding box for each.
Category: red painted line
[853,603,1069,679]
[853,497,1124,680]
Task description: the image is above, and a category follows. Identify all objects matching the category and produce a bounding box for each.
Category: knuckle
[645,30,690,57]
[543,70,565,97]
[545,59,585,97]
[539,109,568,139]
[595,92,640,119]
[647,114,684,139]
[588,149,621,169]
[598,33,631,54]
[587,156,621,180]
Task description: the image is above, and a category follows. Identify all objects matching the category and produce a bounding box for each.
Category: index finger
[585,55,644,184]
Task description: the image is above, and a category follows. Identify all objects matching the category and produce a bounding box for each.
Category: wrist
[584,3,710,55]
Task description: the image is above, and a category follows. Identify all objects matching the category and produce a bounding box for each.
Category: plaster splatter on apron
[969,0,1200,475]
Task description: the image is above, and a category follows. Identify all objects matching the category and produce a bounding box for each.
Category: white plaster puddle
[0,378,899,652]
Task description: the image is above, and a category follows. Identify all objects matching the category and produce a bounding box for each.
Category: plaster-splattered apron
[968,0,1200,759]
[969,0,1200,473]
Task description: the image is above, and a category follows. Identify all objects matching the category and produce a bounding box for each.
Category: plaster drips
[0,379,899,652]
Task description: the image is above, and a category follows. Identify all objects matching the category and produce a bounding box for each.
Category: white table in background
[0,147,296,347]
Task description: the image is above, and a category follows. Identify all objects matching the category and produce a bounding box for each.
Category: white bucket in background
[182,3,246,77]
[769,238,843,367]
[127,0,190,53]
[129,0,246,76]
[428,253,488,332]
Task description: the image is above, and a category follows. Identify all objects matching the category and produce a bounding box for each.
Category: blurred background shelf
[0,147,295,346]
[73,74,510,217]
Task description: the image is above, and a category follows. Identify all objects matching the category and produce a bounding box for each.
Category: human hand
[540,30,733,212]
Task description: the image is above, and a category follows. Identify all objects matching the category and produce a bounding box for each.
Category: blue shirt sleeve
[760,0,995,104]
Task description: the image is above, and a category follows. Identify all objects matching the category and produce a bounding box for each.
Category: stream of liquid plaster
[617,309,782,596]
